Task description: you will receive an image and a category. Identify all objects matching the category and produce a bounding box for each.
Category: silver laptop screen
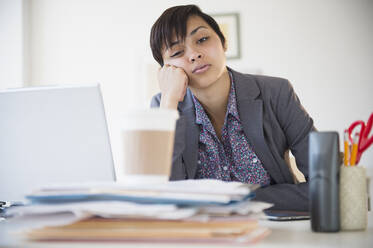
[0,84,115,202]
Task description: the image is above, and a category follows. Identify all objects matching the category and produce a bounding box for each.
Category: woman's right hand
[158,64,188,110]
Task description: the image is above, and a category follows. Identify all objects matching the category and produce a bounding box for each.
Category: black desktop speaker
[309,131,340,232]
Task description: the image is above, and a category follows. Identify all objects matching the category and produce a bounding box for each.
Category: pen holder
[339,166,368,231]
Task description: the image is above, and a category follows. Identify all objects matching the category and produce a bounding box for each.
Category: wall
[4,0,373,180]
[0,0,26,89]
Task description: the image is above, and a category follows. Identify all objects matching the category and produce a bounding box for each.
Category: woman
[150,4,315,211]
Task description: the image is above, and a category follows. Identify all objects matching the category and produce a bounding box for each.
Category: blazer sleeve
[254,79,316,211]
[276,79,315,179]
[150,94,188,180]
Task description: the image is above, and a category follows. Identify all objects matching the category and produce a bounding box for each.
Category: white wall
[4,0,373,180]
[0,0,26,89]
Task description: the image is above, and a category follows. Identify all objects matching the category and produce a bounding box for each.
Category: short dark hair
[150,5,226,66]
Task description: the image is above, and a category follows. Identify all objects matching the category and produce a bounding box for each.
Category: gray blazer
[151,68,315,211]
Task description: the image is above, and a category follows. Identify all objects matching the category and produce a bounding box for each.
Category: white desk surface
[1,212,372,248]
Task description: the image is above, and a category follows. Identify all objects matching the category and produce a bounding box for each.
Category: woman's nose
[190,54,202,63]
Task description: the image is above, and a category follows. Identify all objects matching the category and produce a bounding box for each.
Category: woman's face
[162,15,227,89]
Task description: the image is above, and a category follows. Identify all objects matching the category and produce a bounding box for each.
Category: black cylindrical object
[309,131,340,232]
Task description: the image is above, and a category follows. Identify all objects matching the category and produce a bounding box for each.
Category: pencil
[350,132,359,166]
[343,130,349,166]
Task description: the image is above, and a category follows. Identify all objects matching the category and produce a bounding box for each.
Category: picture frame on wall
[211,13,241,59]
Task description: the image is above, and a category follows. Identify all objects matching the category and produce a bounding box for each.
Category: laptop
[0,84,116,203]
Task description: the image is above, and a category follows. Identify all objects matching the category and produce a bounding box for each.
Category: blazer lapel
[182,109,199,179]
[177,89,200,179]
[232,69,286,183]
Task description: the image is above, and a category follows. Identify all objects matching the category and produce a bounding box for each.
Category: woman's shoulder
[251,74,290,86]
[253,74,293,98]
[230,68,293,98]
[239,72,290,89]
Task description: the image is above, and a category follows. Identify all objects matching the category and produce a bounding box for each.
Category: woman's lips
[192,64,211,74]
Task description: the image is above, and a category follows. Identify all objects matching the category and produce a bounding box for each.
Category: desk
[1,213,372,248]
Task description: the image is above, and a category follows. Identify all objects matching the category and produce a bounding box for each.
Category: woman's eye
[171,51,183,57]
[197,37,209,43]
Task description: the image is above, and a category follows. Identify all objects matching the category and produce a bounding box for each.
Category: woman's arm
[254,182,309,211]
[255,79,315,211]
[275,79,315,181]
[151,94,188,180]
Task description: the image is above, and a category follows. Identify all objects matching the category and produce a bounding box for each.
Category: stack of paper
[6,179,272,244]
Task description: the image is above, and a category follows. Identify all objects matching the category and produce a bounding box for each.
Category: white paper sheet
[6,201,197,220]
[33,179,255,196]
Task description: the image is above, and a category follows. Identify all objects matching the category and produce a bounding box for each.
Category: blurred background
[1,0,372,182]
